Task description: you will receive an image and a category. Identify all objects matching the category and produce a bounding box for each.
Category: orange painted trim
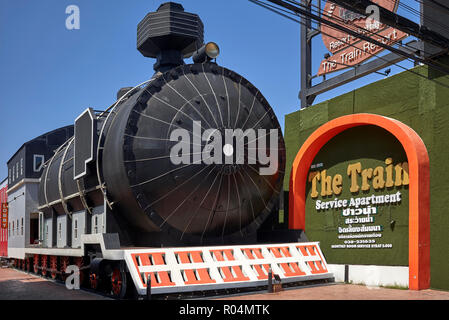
[289,113,430,290]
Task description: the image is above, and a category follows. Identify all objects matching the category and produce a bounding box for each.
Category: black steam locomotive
[5,2,324,299]
[37,2,286,248]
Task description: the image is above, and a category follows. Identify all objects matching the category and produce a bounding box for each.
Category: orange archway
[289,113,430,290]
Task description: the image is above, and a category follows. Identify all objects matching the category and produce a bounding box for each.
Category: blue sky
[0,0,421,179]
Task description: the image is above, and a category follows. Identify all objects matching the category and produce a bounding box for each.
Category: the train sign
[318,0,408,76]
[1,203,8,229]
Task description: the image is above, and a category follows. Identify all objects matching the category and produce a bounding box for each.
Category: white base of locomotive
[9,235,335,296]
[139,273,334,296]
[123,242,334,296]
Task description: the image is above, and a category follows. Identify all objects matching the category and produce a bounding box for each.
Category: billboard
[318,0,408,76]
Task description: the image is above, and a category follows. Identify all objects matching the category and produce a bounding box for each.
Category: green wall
[284,62,449,290]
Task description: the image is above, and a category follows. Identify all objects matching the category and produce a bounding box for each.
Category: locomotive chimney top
[137,2,204,73]
[157,2,184,11]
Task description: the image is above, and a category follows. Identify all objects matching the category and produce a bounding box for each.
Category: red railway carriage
[0,178,7,257]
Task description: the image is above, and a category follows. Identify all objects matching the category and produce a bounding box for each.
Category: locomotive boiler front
[101,63,285,244]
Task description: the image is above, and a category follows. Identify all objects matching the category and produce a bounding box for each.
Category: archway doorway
[289,114,430,290]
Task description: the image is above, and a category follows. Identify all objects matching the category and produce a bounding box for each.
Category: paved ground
[218,283,449,300]
[1,267,449,300]
[0,267,111,300]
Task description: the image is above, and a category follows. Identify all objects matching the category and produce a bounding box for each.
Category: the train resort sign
[318,0,408,76]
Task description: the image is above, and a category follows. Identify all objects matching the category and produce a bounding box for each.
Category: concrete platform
[0,267,111,300]
[1,267,448,300]
[217,283,449,300]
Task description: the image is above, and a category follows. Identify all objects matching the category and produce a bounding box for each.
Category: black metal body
[38,62,286,247]
[102,63,285,246]
[37,2,287,248]
[38,135,104,216]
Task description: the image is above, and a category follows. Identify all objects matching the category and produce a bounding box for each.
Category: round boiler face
[123,63,285,241]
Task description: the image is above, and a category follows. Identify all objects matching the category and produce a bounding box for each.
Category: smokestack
[137,2,204,73]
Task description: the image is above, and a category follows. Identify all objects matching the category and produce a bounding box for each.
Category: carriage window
[74,219,78,239]
[39,212,44,242]
[33,155,45,172]
[21,218,23,236]
[94,216,98,234]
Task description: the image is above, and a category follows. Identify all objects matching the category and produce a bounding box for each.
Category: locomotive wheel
[60,256,70,281]
[41,255,48,277]
[49,256,58,280]
[89,272,99,290]
[110,267,127,299]
[25,258,31,272]
[33,255,39,274]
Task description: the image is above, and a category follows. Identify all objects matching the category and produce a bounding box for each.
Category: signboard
[318,0,408,76]
[305,125,409,266]
[1,203,8,229]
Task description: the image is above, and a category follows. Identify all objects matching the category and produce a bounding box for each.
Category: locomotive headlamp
[193,42,220,63]
[205,42,220,59]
